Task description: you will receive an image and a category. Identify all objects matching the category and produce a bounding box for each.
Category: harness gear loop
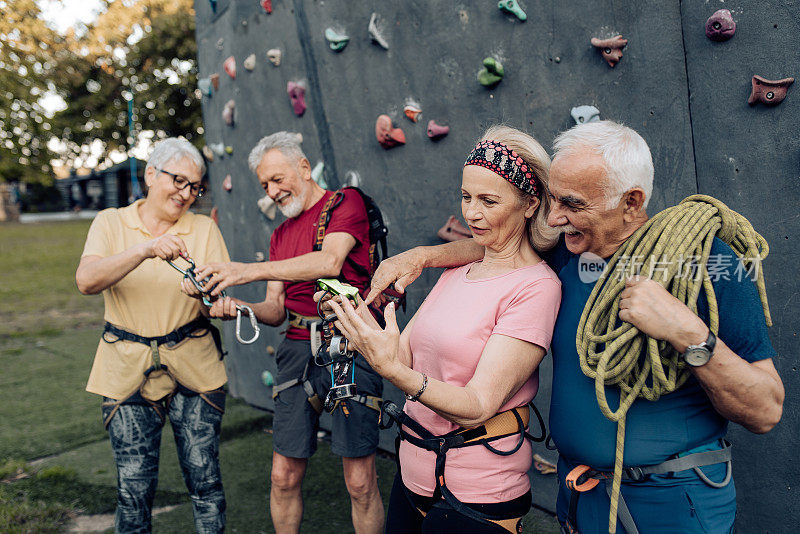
[166,255,261,345]
[576,195,768,533]
[565,465,600,492]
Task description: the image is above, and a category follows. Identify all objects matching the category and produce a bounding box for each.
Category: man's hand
[194,262,254,297]
[180,277,204,299]
[364,248,424,305]
[618,275,708,352]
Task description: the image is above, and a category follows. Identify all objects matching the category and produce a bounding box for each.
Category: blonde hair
[478,125,560,251]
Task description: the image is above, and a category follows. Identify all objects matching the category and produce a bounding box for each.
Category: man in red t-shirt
[195,132,384,534]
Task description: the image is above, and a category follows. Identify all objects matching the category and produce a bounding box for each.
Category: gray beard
[278,192,305,218]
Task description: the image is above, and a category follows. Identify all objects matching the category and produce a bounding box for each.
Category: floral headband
[463,140,539,196]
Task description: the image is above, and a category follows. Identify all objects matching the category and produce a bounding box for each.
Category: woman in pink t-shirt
[327,126,562,533]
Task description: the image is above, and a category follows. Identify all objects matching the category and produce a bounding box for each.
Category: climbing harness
[100,316,226,428]
[562,441,733,534]
[379,399,546,531]
[167,255,259,345]
[575,195,770,533]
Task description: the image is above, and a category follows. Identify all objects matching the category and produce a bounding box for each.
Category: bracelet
[405,372,428,402]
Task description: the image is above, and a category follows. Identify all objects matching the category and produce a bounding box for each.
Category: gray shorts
[272,337,383,459]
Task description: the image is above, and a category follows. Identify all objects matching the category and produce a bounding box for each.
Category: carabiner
[235,304,260,344]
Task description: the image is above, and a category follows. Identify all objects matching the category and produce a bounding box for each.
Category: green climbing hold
[262,370,274,387]
[324,28,349,52]
[478,57,504,87]
[498,0,526,21]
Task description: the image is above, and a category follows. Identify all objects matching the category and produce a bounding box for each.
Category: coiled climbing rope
[576,194,771,533]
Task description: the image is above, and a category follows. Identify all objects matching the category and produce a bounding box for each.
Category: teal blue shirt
[546,238,776,469]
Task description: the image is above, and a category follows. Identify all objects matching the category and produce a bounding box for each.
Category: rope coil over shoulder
[575,195,770,533]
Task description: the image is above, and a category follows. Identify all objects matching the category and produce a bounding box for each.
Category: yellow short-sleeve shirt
[82,199,230,401]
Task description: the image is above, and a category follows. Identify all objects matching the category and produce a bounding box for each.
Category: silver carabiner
[235,304,260,344]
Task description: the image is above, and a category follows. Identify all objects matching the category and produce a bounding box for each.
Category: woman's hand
[207,296,240,320]
[364,248,424,306]
[180,277,204,299]
[327,297,402,380]
[143,234,188,261]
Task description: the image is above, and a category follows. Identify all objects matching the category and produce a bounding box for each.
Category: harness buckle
[565,464,600,492]
[625,466,645,482]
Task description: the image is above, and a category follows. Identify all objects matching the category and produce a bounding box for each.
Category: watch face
[685,347,711,367]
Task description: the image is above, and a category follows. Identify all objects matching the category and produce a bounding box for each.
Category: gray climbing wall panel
[681,3,800,533]
[194,0,797,528]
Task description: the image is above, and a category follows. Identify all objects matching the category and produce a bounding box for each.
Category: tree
[50,0,203,169]
[0,0,64,184]
[0,0,202,184]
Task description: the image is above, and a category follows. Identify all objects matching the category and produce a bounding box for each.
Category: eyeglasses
[158,168,206,198]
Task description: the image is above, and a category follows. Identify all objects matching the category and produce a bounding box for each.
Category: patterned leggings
[102,391,226,534]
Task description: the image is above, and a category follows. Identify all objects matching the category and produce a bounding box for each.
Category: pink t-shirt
[401,260,561,503]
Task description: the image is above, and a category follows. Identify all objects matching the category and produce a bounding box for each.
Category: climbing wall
[194,0,798,527]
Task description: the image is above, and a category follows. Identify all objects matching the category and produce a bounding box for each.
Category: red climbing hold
[748,75,794,106]
[210,73,220,91]
[590,35,627,67]
[261,0,272,14]
[223,56,236,79]
[287,81,306,116]
[375,114,405,149]
[222,175,232,192]
[705,9,736,42]
[427,120,450,140]
[437,215,471,242]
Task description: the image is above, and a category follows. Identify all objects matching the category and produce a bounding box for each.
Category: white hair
[248,131,306,174]
[146,137,205,177]
[552,120,654,209]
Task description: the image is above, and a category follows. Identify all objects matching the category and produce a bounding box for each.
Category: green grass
[0,219,559,533]
[0,219,103,338]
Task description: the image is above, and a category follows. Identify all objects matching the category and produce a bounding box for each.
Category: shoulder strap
[313,190,345,252]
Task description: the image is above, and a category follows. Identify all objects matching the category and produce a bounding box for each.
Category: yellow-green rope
[576,194,771,533]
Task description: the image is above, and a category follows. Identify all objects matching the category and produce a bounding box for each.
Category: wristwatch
[681,330,717,367]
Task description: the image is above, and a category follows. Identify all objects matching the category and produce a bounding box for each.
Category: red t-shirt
[269,189,371,340]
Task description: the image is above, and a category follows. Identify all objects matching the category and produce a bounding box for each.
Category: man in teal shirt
[365,121,784,533]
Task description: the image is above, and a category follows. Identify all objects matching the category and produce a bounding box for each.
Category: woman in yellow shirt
[76,137,229,533]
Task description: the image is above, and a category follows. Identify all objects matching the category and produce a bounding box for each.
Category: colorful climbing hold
[748,75,794,106]
[590,35,627,67]
[404,104,422,122]
[266,345,276,355]
[210,143,225,157]
[324,28,350,52]
[202,145,214,161]
[223,56,236,79]
[262,370,275,386]
[258,194,277,220]
[375,114,406,149]
[311,161,326,188]
[225,145,233,155]
[344,170,361,187]
[287,81,306,116]
[222,174,232,192]
[369,13,389,50]
[209,0,217,14]
[261,0,272,14]
[210,73,220,91]
[255,252,266,262]
[244,53,256,71]
[267,48,282,66]
[570,105,600,124]
[437,215,472,242]
[706,9,736,42]
[498,0,526,21]
[210,206,219,224]
[478,57,504,87]
[223,100,235,126]
[215,38,224,51]
[427,120,450,140]
[198,77,213,97]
